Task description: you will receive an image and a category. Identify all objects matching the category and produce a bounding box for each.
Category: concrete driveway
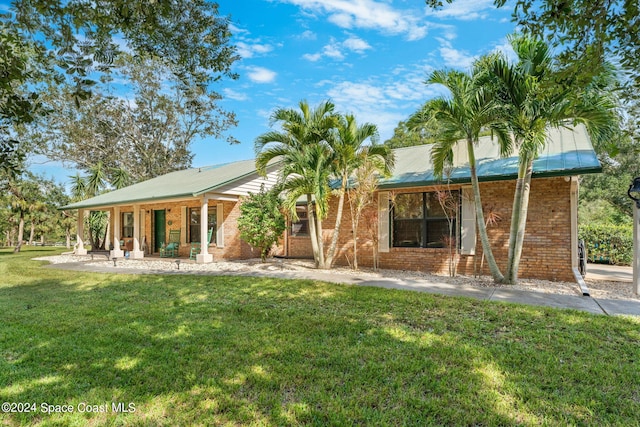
[586,263,632,282]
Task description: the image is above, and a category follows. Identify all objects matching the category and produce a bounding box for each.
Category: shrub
[578,223,633,265]
[237,185,286,262]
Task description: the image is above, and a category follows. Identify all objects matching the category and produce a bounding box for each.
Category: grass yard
[1,247,640,426]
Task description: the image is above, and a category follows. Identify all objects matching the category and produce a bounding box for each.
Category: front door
[154,210,166,252]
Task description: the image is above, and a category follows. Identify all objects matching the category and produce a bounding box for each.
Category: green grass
[1,247,639,426]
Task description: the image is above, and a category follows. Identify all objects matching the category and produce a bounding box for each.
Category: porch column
[110,206,124,258]
[196,198,213,263]
[130,204,144,259]
[75,208,87,255]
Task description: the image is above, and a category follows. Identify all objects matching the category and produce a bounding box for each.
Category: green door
[154,210,166,252]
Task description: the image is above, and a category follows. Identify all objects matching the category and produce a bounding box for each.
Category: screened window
[290,205,309,236]
[189,208,217,244]
[122,212,134,238]
[392,191,458,248]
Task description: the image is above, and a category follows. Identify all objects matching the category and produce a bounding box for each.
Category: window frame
[121,212,134,238]
[290,205,309,237]
[188,207,217,244]
[391,190,460,249]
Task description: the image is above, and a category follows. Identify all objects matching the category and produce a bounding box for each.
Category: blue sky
[27,0,518,185]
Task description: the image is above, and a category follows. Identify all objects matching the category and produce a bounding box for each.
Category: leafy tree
[410,68,510,283]
[33,53,237,182]
[0,20,50,177]
[4,173,47,252]
[2,0,239,169]
[425,0,639,88]
[324,114,394,268]
[486,35,618,284]
[255,100,339,268]
[237,185,286,262]
[384,120,443,148]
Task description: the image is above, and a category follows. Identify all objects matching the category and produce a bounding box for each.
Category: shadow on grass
[1,258,640,425]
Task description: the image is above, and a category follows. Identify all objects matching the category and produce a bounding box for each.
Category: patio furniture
[190,227,214,260]
[160,229,181,257]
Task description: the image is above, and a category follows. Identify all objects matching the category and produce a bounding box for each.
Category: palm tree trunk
[467,139,505,283]
[324,185,346,268]
[315,207,326,268]
[306,195,321,268]
[506,158,533,284]
[28,221,35,245]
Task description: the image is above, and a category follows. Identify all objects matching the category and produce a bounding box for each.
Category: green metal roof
[62,125,600,210]
[378,124,601,189]
[62,159,278,210]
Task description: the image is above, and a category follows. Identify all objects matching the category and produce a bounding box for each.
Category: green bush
[579,223,633,265]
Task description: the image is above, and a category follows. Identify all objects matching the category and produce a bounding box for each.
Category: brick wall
[287,177,575,282]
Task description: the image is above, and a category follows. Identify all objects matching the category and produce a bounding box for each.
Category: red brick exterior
[286,176,575,282]
[107,176,575,281]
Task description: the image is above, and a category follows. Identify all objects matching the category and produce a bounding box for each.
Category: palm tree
[324,114,394,268]
[488,35,618,284]
[255,100,339,268]
[410,67,511,283]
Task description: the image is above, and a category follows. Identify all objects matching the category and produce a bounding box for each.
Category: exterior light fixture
[175,259,181,270]
[112,257,117,267]
[628,177,640,295]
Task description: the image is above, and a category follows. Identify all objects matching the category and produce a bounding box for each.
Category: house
[62,125,600,282]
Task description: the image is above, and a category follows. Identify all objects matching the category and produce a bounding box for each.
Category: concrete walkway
[47,261,640,318]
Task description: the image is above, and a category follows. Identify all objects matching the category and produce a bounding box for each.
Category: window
[189,207,217,244]
[122,212,134,238]
[290,205,309,236]
[392,191,458,248]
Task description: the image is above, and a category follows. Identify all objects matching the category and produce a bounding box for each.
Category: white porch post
[110,206,124,258]
[131,204,144,259]
[75,208,87,255]
[196,197,213,263]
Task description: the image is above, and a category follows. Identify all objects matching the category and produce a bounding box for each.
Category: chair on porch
[190,227,213,260]
[160,229,181,258]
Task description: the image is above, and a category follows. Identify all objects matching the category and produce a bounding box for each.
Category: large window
[290,205,309,236]
[189,208,217,244]
[122,212,134,238]
[392,191,458,248]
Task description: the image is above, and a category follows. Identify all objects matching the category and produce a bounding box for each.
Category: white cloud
[279,0,429,40]
[342,36,371,53]
[298,30,317,40]
[302,35,371,62]
[303,52,323,62]
[223,88,248,101]
[492,38,518,62]
[425,0,495,21]
[438,39,476,69]
[246,66,277,83]
[236,41,275,59]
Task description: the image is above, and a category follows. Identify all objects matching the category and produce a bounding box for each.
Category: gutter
[573,267,591,296]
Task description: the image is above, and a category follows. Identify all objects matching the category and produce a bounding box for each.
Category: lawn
[1,247,639,426]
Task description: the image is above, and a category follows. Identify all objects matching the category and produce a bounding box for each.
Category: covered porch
[72,195,230,264]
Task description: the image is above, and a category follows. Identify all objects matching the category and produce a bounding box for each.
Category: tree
[324,114,394,268]
[410,67,510,283]
[0,20,50,177]
[237,185,286,262]
[4,173,47,252]
[347,159,381,270]
[425,1,639,88]
[255,100,339,268]
[486,35,618,284]
[70,162,130,250]
[2,0,239,167]
[384,119,446,148]
[32,53,237,183]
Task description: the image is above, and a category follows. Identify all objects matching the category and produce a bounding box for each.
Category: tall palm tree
[255,100,339,268]
[410,67,511,283]
[488,35,618,284]
[324,114,394,268]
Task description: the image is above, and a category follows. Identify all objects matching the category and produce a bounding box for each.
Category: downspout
[570,176,590,296]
